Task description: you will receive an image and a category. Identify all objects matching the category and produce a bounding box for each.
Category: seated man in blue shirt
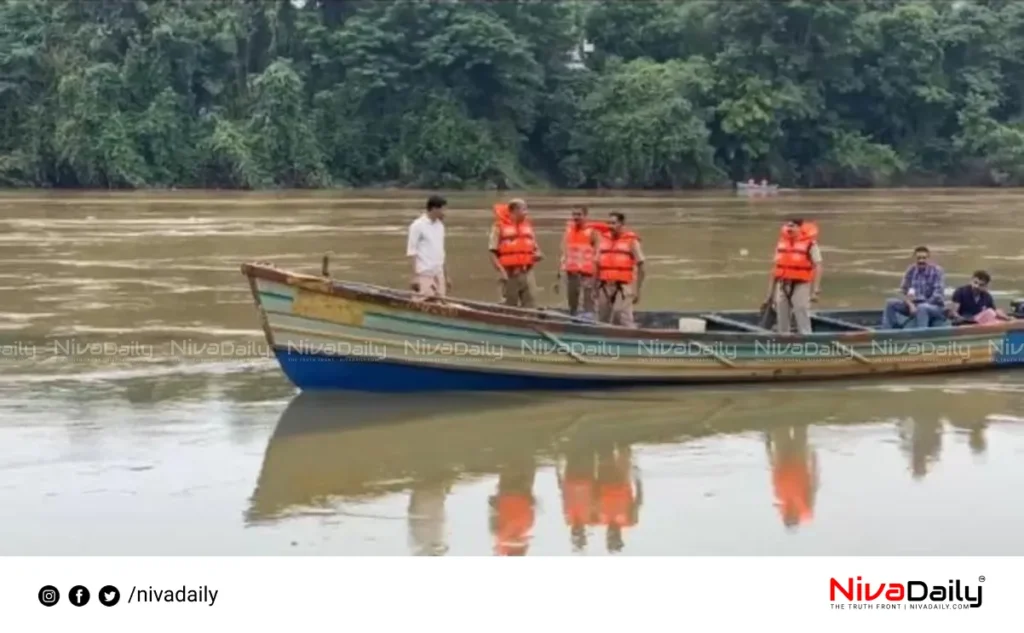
[880,246,947,329]
[947,270,1007,324]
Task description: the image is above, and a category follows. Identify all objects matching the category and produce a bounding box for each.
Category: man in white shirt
[407,195,449,298]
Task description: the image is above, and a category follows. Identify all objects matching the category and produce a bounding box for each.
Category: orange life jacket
[562,477,596,527]
[494,493,534,556]
[494,203,512,224]
[597,229,639,284]
[598,482,636,528]
[772,458,813,524]
[773,222,818,283]
[562,222,597,275]
[493,203,538,270]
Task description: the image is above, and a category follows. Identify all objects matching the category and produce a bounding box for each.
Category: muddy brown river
[1,189,1023,555]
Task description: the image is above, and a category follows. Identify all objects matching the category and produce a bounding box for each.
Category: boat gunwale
[241,262,1024,345]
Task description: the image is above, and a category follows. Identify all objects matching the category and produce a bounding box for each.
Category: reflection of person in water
[948,418,988,455]
[557,448,598,552]
[897,417,943,479]
[489,455,537,556]
[558,442,643,554]
[766,425,818,529]
[408,477,453,556]
[595,444,642,554]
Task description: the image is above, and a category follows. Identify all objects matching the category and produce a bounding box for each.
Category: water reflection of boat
[246,390,738,522]
[246,384,1022,552]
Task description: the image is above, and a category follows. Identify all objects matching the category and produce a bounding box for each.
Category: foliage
[2,0,1024,189]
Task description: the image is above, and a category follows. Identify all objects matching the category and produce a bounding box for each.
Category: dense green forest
[2,0,1024,190]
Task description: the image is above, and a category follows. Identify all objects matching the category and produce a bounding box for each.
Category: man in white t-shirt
[407,195,449,298]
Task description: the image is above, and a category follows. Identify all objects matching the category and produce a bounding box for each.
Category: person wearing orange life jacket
[592,212,645,328]
[489,199,543,308]
[765,425,818,530]
[595,443,642,554]
[554,206,605,318]
[763,218,822,335]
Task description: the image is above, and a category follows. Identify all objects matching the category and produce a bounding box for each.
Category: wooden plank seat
[810,313,874,332]
[699,313,773,333]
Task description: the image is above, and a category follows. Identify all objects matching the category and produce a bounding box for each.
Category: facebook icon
[69,585,90,607]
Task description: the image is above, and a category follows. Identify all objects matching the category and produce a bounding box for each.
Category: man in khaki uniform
[489,198,543,308]
[593,212,645,328]
[763,218,822,334]
[555,206,597,317]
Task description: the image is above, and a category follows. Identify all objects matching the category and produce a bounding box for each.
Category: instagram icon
[38,585,60,607]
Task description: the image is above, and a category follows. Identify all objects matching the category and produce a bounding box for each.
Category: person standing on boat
[593,212,645,328]
[489,199,543,308]
[764,218,822,334]
[554,206,602,318]
[407,195,450,298]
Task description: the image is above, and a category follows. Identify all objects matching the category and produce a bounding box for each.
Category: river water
[2,189,1023,555]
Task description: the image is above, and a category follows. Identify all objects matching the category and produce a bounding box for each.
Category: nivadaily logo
[830,576,984,610]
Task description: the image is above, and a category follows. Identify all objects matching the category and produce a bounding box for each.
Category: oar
[532,326,588,364]
[758,300,777,330]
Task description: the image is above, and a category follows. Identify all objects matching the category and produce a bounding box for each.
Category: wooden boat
[246,386,1018,524]
[240,261,1024,392]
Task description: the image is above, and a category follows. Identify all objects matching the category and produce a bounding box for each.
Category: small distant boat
[240,261,1024,393]
[736,181,780,194]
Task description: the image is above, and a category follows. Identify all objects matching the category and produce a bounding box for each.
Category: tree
[3,0,1024,190]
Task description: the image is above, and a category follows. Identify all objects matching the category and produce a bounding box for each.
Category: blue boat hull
[274,345,1024,393]
[274,348,681,392]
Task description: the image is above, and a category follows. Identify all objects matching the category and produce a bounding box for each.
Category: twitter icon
[98,585,120,607]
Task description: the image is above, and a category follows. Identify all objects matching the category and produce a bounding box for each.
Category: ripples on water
[1,191,1024,555]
